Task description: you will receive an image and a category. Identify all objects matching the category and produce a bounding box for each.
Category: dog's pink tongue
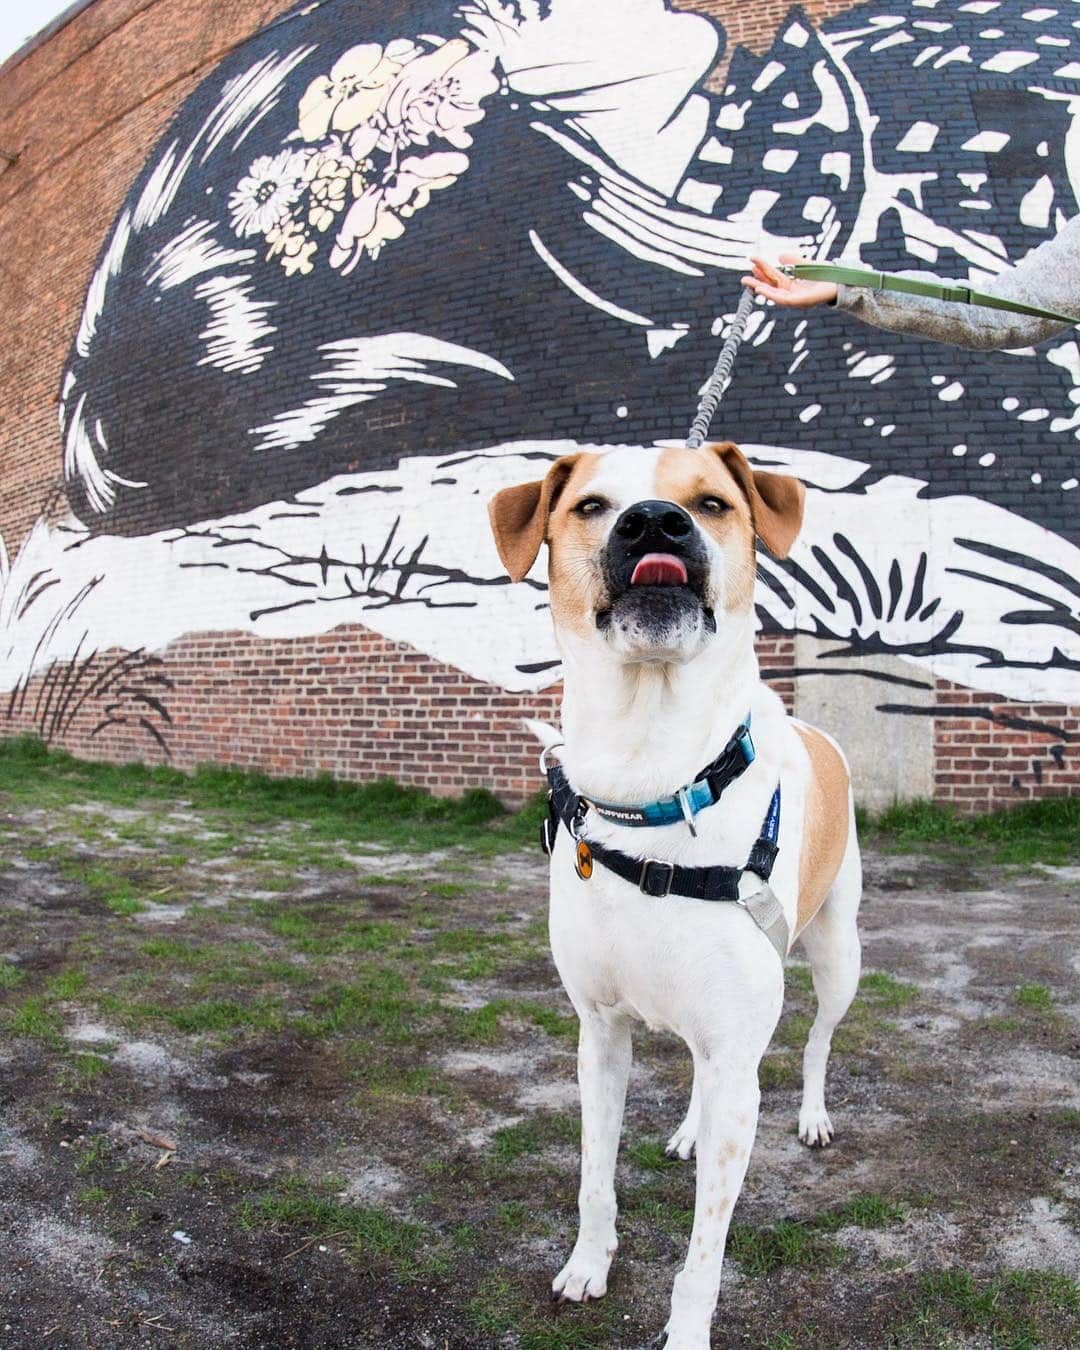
[630,553,688,586]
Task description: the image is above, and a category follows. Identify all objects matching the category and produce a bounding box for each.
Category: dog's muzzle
[597,500,713,638]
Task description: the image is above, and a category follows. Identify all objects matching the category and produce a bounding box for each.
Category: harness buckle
[639,859,675,897]
[539,815,555,857]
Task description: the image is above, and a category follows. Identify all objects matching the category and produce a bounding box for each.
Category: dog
[488,441,862,1349]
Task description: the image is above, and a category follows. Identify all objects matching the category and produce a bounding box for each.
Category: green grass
[728,1218,842,1275]
[897,1268,1080,1347]
[864,794,1079,866]
[627,1138,681,1172]
[7,996,62,1043]
[0,961,25,991]
[490,1113,579,1166]
[0,734,547,856]
[1016,983,1054,1013]
[770,968,919,1063]
[240,1177,430,1273]
[728,1193,905,1275]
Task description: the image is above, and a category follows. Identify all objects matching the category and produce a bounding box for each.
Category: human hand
[740,253,838,308]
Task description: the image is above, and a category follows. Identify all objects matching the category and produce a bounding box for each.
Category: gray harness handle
[686,288,758,448]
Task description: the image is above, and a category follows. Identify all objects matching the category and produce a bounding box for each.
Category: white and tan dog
[488,442,862,1349]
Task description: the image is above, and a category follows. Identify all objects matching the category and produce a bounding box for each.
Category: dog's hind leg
[665,1072,700,1160]
[795,816,862,1147]
[552,1007,632,1303]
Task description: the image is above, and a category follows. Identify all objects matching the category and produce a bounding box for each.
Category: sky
[0,0,78,68]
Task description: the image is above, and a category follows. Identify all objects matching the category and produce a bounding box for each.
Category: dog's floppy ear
[488,454,580,582]
[709,442,805,559]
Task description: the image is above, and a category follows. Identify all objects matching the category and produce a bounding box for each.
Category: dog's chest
[546,833,773,1034]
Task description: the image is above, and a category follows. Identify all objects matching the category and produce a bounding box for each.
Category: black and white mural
[2,0,1078,748]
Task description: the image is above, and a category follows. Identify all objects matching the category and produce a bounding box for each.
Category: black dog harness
[539,720,789,959]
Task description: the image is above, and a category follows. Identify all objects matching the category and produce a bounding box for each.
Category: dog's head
[488,443,804,664]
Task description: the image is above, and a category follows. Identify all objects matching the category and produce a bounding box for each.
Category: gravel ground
[1,791,1078,1348]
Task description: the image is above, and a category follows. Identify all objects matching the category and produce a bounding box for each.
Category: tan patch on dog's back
[793,724,850,936]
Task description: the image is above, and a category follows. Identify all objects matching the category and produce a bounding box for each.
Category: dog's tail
[522,717,562,752]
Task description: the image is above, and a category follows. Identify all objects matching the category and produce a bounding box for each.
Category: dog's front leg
[662,1057,760,1349]
[552,1007,632,1302]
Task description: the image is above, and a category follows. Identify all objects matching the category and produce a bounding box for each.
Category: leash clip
[538,742,564,775]
[676,786,698,838]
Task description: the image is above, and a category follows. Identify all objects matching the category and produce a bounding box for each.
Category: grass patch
[759,1052,801,1091]
[490,1113,579,1167]
[775,968,920,1066]
[301,971,431,1041]
[865,794,1079,866]
[1016,983,1054,1013]
[0,961,25,991]
[69,1052,111,1080]
[0,735,547,857]
[898,1268,1080,1347]
[728,1193,905,1276]
[466,1274,613,1348]
[627,1139,680,1172]
[241,1177,430,1274]
[7,996,63,1044]
[728,1218,841,1276]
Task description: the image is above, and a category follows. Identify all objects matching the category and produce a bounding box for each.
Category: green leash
[785,263,1080,326]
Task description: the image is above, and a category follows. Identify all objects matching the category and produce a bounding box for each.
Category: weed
[6,997,62,1044]
[1016,984,1054,1012]
[70,1052,111,1080]
[627,1139,680,1172]
[242,1178,430,1274]
[0,961,25,991]
[867,795,1079,866]
[74,1135,111,1173]
[898,1267,1080,1347]
[728,1219,841,1276]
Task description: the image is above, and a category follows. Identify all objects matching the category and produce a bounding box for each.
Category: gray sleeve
[833,216,1080,352]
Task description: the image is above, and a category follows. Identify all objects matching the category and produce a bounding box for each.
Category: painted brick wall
[1,0,1076,812]
[2,628,796,802]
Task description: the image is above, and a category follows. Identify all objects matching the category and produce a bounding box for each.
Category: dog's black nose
[613,500,693,549]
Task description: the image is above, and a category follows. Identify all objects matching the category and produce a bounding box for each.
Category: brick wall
[2,626,797,802]
[933,682,1078,813]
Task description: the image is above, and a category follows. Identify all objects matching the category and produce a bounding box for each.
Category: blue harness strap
[580,718,755,831]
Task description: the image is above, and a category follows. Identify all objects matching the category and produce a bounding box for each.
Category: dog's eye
[574,497,608,516]
[698,495,730,515]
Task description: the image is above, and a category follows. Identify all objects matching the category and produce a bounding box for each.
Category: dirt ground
[1,786,1078,1348]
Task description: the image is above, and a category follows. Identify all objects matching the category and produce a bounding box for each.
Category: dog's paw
[659,1323,711,1349]
[552,1244,614,1303]
[798,1104,834,1147]
[664,1118,697,1161]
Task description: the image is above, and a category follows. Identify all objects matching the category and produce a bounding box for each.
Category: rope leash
[685,287,757,448]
